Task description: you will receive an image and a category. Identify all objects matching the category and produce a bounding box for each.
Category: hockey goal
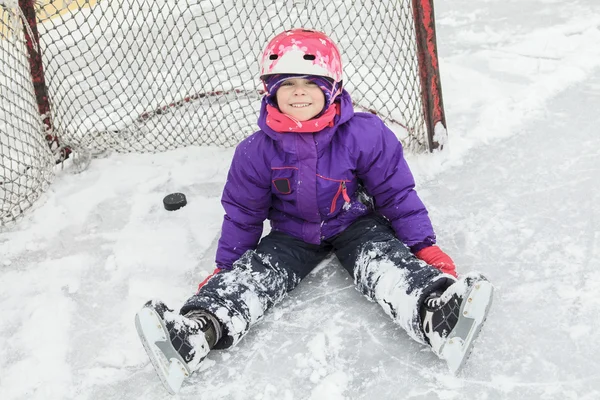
[1,0,447,227]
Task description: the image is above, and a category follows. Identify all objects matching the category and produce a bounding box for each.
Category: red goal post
[1,0,447,227]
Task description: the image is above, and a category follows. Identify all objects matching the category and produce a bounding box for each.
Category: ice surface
[1,0,600,399]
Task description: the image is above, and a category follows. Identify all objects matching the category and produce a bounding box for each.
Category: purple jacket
[215,90,436,269]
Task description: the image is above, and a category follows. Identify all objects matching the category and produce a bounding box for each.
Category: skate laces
[185,310,212,328]
[424,291,443,310]
[184,309,223,348]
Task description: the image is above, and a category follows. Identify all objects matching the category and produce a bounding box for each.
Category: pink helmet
[259,29,343,85]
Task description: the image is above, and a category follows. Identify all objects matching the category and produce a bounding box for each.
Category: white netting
[37,0,428,152]
[1,5,54,227]
[1,0,439,227]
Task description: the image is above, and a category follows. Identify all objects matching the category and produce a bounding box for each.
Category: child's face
[276,78,325,121]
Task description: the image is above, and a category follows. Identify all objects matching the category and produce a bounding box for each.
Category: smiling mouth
[290,103,311,108]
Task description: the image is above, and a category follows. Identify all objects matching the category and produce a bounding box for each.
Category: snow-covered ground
[2,0,600,399]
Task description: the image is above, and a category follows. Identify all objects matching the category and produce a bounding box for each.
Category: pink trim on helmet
[259,29,343,85]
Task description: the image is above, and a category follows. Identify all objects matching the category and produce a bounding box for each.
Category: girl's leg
[181,231,331,348]
[328,214,454,344]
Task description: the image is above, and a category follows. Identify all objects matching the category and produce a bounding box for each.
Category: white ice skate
[421,273,494,374]
[135,300,218,394]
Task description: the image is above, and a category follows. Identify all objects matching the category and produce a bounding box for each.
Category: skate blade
[441,280,494,375]
[135,307,191,394]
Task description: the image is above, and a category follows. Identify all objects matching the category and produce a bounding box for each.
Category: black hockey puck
[163,192,187,211]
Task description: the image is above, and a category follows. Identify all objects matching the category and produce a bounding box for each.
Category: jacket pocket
[273,178,291,194]
[271,167,297,195]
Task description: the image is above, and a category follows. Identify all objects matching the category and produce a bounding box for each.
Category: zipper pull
[341,181,351,204]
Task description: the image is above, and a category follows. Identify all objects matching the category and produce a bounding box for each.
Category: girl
[135,29,493,394]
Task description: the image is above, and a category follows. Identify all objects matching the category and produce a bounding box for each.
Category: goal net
[1,5,54,226]
[1,0,447,227]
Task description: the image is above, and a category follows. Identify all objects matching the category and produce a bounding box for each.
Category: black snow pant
[181,214,454,349]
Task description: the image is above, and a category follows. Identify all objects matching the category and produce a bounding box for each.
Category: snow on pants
[181,214,454,349]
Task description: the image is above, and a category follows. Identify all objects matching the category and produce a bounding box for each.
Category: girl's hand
[415,245,457,277]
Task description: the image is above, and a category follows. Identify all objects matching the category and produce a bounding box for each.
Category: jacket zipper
[330,181,351,213]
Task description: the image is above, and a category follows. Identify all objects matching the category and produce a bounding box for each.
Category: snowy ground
[2,0,600,399]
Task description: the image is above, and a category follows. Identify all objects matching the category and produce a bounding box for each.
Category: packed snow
[1,0,600,399]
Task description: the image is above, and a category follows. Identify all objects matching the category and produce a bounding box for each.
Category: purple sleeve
[215,141,271,269]
[355,119,436,250]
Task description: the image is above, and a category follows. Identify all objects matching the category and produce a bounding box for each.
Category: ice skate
[421,273,494,374]
[134,300,221,394]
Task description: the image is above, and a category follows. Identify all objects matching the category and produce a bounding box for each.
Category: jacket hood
[256,89,355,149]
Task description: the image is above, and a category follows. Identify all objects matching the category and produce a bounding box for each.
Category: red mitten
[197,267,221,292]
[415,246,457,277]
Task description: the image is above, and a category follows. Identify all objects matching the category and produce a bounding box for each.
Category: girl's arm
[355,118,457,276]
[215,140,271,269]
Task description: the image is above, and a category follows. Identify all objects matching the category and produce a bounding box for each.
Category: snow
[2,0,600,399]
